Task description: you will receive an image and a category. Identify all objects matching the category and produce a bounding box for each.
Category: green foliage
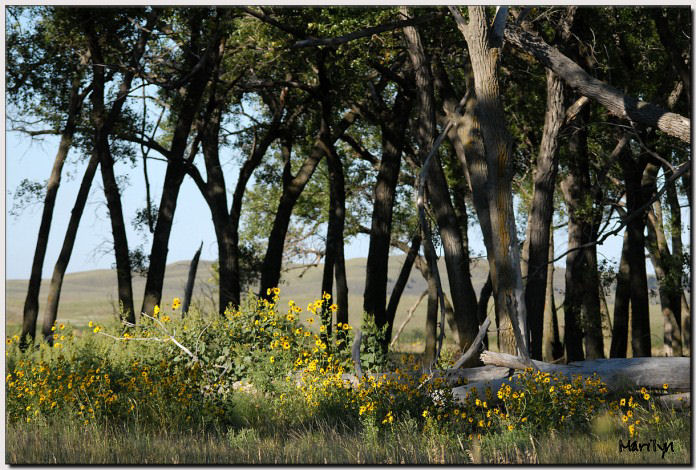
[359,312,389,372]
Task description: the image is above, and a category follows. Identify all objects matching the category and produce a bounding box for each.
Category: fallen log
[480,351,690,392]
[655,392,690,409]
[452,351,690,404]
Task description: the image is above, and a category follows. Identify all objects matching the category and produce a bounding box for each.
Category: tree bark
[87,29,134,323]
[453,6,529,357]
[503,23,690,143]
[542,228,564,361]
[41,153,100,342]
[21,79,84,348]
[619,148,652,357]
[320,124,346,340]
[524,69,564,360]
[645,164,682,356]
[403,7,480,358]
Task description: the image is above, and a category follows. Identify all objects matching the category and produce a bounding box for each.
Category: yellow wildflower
[172,298,181,310]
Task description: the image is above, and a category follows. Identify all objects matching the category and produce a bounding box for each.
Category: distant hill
[6,255,658,335]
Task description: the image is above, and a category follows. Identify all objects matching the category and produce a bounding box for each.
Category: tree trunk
[141,163,187,314]
[363,91,411,337]
[41,153,100,342]
[385,233,422,342]
[455,6,529,357]
[258,111,357,299]
[403,7,480,358]
[21,80,83,348]
[524,69,564,360]
[141,19,218,315]
[610,230,631,358]
[84,17,153,323]
[560,102,604,360]
[542,229,563,361]
[435,58,503,351]
[621,151,651,357]
[423,251,439,365]
[97,138,135,322]
[503,24,690,143]
[320,121,345,340]
[182,241,203,317]
[645,164,682,356]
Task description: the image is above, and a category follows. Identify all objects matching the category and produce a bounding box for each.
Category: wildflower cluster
[6,336,212,427]
[608,384,670,438]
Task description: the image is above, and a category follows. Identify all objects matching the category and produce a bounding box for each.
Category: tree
[451,6,529,357]
[8,8,92,347]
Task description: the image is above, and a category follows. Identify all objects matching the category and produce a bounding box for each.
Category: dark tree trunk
[423,247,439,365]
[610,230,631,358]
[21,80,83,349]
[620,149,652,357]
[363,92,411,336]
[97,137,135,322]
[320,116,346,340]
[141,15,218,315]
[258,111,357,299]
[384,233,422,342]
[560,98,604,360]
[84,15,154,323]
[182,241,203,317]
[42,153,100,342]
[478,273,492,349]
[542,229,563,361]
[524,69,564,360]
[141,163,187,313]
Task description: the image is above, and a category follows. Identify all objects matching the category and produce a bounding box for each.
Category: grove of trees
[8,6,691,364]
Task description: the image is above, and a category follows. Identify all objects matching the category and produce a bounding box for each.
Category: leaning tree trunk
[524,69,564,360]
[84,17,153,323]
[363,92,411,338]
[42,153,100,342]
[258,111,357,299]
[97,138,135,322]
[21,80,83,349]
[182,241,203,317]
[384,233,422,342]
[454,6,529,357]
[141,25,216,316]
[402,7,480,358]
[503,23,690,143]
[433,57,503,353]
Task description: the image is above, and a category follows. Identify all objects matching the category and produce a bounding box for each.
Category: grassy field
[6,409,690,464]
[6,259,687,464]
[6,256,666,356]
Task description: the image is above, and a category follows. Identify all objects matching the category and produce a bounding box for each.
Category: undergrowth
[5,290,691,464]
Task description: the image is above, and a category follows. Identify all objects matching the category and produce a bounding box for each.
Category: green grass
[6,407,690,464]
